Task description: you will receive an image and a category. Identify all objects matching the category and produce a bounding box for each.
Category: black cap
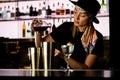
[70,0,101,24]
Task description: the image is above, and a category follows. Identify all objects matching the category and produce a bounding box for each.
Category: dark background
[108,0,120,69]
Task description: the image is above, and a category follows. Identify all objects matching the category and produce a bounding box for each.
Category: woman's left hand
[54,48,66,59]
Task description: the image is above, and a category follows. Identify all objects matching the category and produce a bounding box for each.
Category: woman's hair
[71,25,79,38]
[71,12,93,38]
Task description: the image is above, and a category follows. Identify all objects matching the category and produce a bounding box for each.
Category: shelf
[0,14,109,22]
[97,13,109,17]
[0,0,42,3]
[0,0,110,39]
[103,36,109,40]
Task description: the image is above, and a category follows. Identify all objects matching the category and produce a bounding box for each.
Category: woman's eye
[73,11,77,14]
[80,15,86,17]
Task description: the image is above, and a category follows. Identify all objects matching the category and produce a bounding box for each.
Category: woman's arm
[35,32,55,47]
[34,31,41,47]
[65,54,98,69]
[43,34,55,42]
[55,49,98,69]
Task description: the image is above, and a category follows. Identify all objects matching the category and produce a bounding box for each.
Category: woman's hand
[54,48,66,59]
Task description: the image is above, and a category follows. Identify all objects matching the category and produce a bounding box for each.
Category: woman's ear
[88,19,93,25]
[89,15,93,23]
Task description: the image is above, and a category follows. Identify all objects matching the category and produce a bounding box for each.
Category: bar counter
[0,69,119,77]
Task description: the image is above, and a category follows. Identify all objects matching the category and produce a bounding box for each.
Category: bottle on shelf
[52,19,56,32]
[22,21,26,37]
[41,7,46,17]
[52,23,56,32]
[46,5,52,16]
[38,3,42,16]
[11,7,15,17]
[33,7,38,16]
[65,4,70,15]
[106,0,109,14]
[41,1,46,17]
[100,0,107,15]
[21,6,25,16]
[26,5,29,15]
[2,6,7,19]
[29,5,33,16]
[16,7,20,17]
[51,3,56,16]
[60,3,65,15]
[56,2,60,15]
[70,5,74,16]
[26,22,32,38]
[7,5,11,18]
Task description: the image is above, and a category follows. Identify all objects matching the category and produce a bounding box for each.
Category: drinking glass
[61,43,74,70]
[32,20,51,47]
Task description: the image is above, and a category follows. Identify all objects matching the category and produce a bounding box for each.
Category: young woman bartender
[31,0,104,69]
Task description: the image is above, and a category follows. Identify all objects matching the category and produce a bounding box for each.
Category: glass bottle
[26,22,31,38]
[29,5,33,16]
[22,21,26,37]
[26,5,29,15]
[51,3,56,16]
[52,23,56,32]
[41,1,46,17]
[56,2,60,15]
[11,7,15,17]
[66,4,70,15]
[52,19,56,32]
[16,7,20,17]
[60,3,65,15]
[41,7,46,17]
[33,7,38,16]
[46,5,52,16]
[100,0,107,15]
[2,6,7,19]
[7,5,11,18]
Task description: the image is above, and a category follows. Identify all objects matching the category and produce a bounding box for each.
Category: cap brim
[93,17,99,24]
[70,0,79,6]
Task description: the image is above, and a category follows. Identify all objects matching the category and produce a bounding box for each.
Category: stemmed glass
[61,43,74,71]
[32,19,51,47]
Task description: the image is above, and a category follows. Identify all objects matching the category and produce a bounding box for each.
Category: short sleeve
[50,22,73,44]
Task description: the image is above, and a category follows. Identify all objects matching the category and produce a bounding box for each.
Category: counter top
[0,69,119,77]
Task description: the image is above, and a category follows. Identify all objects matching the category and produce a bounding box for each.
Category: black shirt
[50,22,104,69]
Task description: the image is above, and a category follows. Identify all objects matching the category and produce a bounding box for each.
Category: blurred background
[0,0,110,69]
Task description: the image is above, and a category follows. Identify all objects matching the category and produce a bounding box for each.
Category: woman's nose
[76,13,80,20]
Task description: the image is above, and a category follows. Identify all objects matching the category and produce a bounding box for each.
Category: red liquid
[33,26,50,31]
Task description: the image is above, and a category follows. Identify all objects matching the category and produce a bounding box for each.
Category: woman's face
[73,6,91,27]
